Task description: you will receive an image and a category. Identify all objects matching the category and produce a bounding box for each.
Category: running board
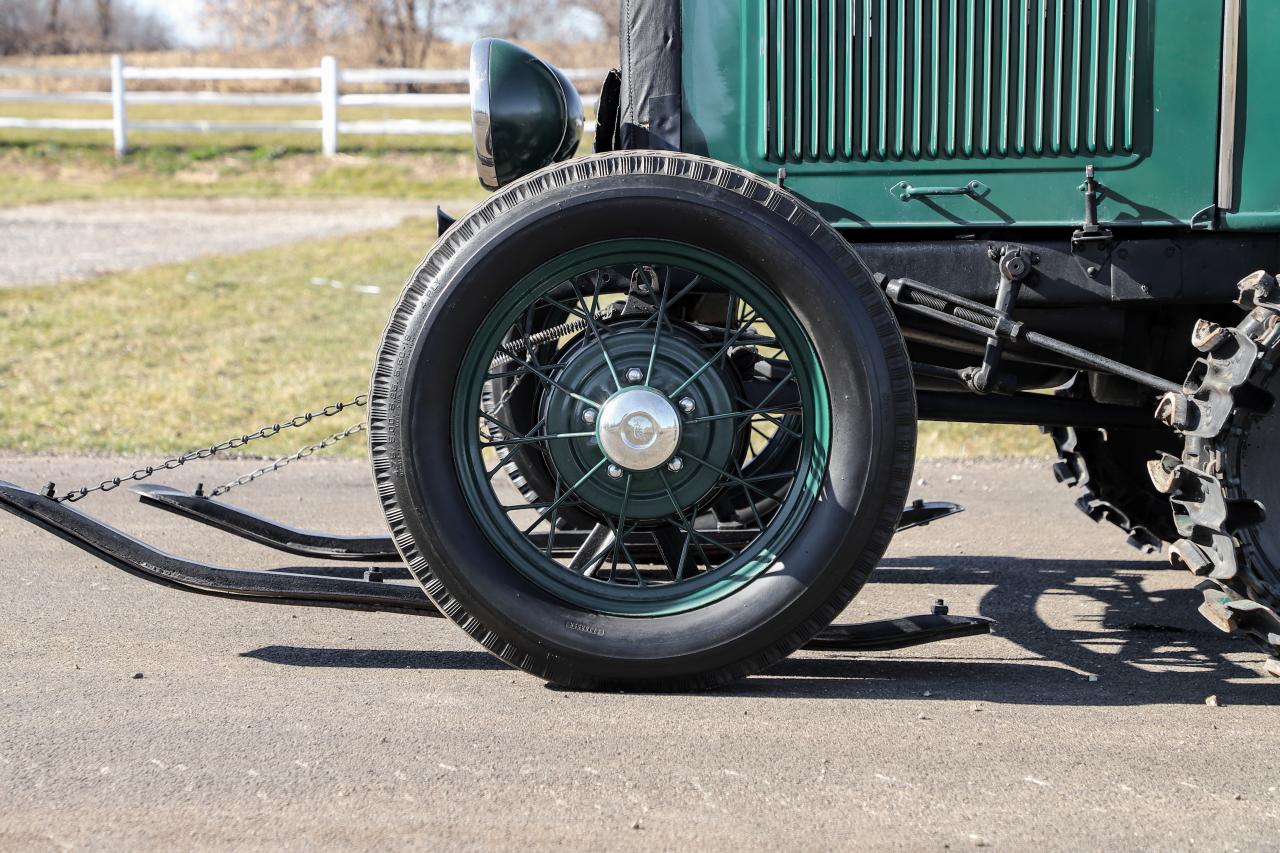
[130,483,964,563]
[0,480,437,616]
[0,481,988,653]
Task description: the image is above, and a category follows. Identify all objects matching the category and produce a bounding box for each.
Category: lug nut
[667,457,684,473]
[678,397,695,414]
[582,408,597,425]
[625,367,644,384]
[607,464,624,479]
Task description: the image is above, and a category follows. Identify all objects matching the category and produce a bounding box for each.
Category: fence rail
[0,54,605,156]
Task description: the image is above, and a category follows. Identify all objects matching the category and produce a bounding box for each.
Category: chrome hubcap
[596,387,681,471]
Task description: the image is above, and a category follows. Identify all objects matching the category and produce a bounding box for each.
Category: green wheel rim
[451,239,830,616]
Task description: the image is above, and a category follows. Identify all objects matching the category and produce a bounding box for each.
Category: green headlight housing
[470,38,585,191]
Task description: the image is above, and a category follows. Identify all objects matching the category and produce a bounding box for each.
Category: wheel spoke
[657,470,713,572]
[670,310,761,396]
[479,431,595,449]
[753,367,798,409]
[651,523,693,581]
[607,474,635,583]
[733,457,766,531]
[544,475,563,558]
[644,267,672,382]
[521,457,607,535]
[551,276,623,391]
[747,410,802,440]
[686,404,802,427]
[680,450,780,503]
[635,275,703,331]
[496,344,598,407]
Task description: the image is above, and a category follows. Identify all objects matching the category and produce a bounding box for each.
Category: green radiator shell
[680,0,1262,230]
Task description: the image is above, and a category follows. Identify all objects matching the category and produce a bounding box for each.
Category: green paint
[682,0,1228,229]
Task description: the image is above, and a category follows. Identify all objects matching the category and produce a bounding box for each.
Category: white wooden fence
[0,55,605,157]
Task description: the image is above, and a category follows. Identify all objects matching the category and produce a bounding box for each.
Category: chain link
[49,309,602,504]
[211,421,367,497]
[49,394,367,503]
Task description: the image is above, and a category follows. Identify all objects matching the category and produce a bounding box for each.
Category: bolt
[1087,265,1100,278]
[607,464,624,479]
[678,397,695,414]
[582,408,597,425]
[667,457,684,473]
[625,367,644,384]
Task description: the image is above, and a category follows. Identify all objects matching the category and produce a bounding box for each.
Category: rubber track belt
[1148,271,1280,677]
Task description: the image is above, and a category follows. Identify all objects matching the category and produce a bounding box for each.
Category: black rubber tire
[369,152,916,691]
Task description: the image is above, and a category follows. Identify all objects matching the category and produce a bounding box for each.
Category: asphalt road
[0,199,438,287]
[0,454,1276,851]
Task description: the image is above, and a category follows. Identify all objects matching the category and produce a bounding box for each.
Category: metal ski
[129,483,964,563]
[0,480,987,653]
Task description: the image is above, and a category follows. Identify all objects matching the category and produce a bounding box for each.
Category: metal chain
[47,394,367,503]
[211,421,367,497]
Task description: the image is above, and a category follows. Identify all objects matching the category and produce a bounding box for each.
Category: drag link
[884,277,1181,396]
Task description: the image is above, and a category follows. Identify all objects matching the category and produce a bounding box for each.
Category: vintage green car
[371,0,1279,688]
[4,0,1277,691]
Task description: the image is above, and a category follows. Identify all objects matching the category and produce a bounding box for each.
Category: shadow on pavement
[242,646,512,670]
[732,554,1277,705]
[241,554,1279,705]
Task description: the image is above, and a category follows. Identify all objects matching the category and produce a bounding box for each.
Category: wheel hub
[542,323,741,520]
[596,387,681,471]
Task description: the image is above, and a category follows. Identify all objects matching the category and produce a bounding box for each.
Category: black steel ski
[0,481,989,653]
[0,480,437,616]
[130,483,964,563]
[132,483,403,562]
[804,609,994,651]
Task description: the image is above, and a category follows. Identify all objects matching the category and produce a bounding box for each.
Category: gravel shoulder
[0,455,1276,851]
[0,198,442,287]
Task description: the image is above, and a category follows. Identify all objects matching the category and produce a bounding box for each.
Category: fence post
[320,55,339,156]
[110,54,127,158]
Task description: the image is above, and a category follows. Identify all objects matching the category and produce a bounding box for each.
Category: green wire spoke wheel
[370,153,916,691]
[457,246,823,615]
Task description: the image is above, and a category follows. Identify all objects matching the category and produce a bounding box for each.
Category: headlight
[470,38,585,191]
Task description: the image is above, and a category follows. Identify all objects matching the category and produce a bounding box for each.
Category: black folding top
[618,0,682,150]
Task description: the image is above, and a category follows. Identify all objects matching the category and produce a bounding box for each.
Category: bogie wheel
[370,152,916,690]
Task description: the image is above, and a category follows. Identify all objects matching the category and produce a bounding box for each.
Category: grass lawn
[0,221,1051,463]
[0,102,489,205]
[0,93,1049,462]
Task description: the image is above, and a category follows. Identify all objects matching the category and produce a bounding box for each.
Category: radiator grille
[762,0,1142,163]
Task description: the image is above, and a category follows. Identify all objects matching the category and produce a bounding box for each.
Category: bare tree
[362,0,453,68]
[202,0,342,49]
[94,0,111,43]
[0,0,169,54]
[204,0,458,67]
